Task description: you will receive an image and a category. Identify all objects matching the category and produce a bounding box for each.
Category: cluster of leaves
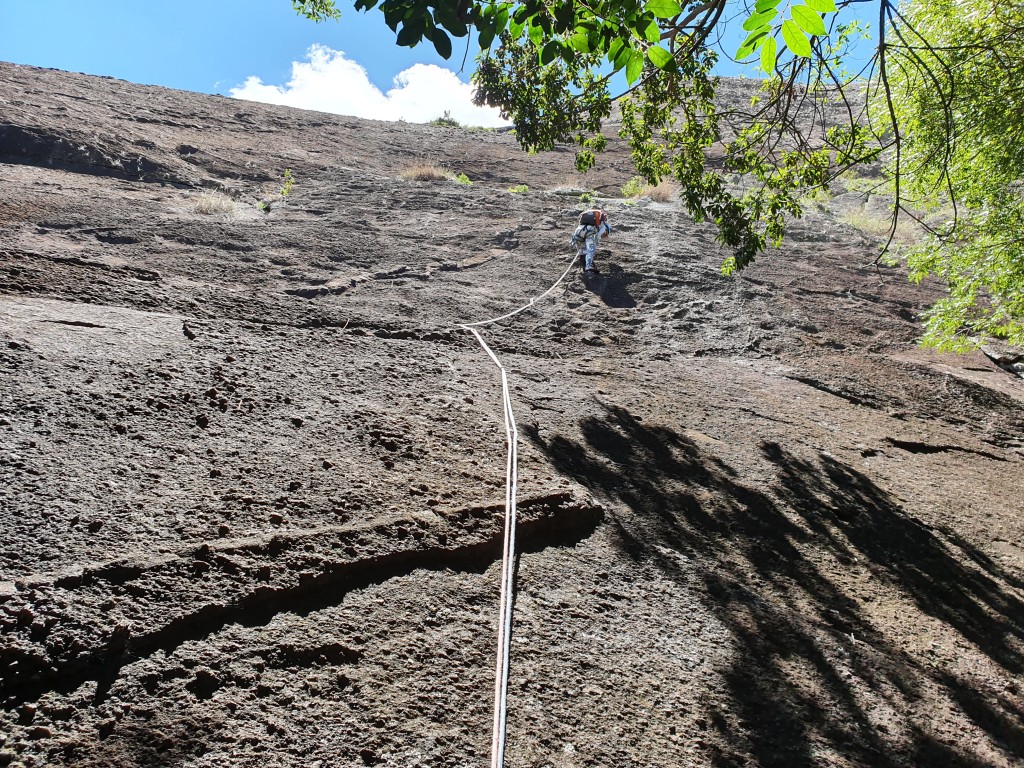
[448,0,705,76]
[875,0,1024,348]
[280,168,296,196]
[291,0,341,22]
[473,37,610,167]
[621,176,648,198]
[736,0,838,72]
[619,42,879,271]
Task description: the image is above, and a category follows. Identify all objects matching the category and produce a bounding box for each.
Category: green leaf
[396,22,420,47]
[759,35,777,73]
[555,1,575,30]
[754,0,782,11]
[804,0,838,11]
[611,39,633,71]
[647,45,674,70]
[608,38,625,63]
[528,20,544,46]
[431,27,452,58]
[540,40,560,65]
[432,3,466,37]
[478,25,495,50]
[781,19,812,56]
[642,19,661,43]
[736,28,769,59]
[569,31,591,53]
[495,6,509,34]
[791,5,827,36]
[437,18,469,38]
[645,0,682,19]
[626,49,644,84]
[743,9,777,31]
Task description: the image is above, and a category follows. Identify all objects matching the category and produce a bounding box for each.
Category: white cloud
[229,44,508,128]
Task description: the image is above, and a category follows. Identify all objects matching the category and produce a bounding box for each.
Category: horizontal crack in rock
[0,490,603,704]
[788,375,880,409]
[885,437,1008,462]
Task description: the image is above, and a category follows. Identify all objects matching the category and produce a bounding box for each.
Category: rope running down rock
[459,251,579,768]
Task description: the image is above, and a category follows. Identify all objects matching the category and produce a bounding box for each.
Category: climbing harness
[459,251,578,768]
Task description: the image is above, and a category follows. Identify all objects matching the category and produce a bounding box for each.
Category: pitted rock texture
[1,61,1022,768]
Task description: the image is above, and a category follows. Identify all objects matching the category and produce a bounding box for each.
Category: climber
[571,207,611,274]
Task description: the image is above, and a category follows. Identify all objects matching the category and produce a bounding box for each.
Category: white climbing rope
[462,253,579,330]
[459,251,578,768]
[462,325,518,768]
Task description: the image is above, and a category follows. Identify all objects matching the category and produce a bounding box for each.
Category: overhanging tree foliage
[872,0,1024,349]
[293,0,1024,350]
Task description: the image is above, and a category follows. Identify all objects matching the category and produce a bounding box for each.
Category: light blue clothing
[571,221,611,270]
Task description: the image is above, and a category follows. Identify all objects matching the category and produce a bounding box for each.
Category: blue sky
[1,1,436,95]
[2,0,510,124]
[1,1,876,125]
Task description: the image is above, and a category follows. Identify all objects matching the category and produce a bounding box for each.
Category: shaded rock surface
[1,61,1022,767]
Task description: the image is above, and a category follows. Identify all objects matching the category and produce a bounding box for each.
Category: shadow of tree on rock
[525,402,1024,767]
[58,710,222,768]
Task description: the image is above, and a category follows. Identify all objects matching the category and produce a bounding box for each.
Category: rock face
[1,61,1023,768]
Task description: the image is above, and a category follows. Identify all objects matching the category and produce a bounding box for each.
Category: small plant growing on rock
[838,211,896,238]
[280,168,296,196]
[398,162,474,184]
[839,210,926,245]
[621,176,647,198]
[579,191,596,204]
[799,186,833,210]
[646,179,678,202]
[194,191,237,217]
[400,161,453,182]
[508,184,529,194]
[840,168,885,194]
[621,175,677,202]
[431,111,461,128]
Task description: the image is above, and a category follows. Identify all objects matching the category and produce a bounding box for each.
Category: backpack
[579,209,605,227]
